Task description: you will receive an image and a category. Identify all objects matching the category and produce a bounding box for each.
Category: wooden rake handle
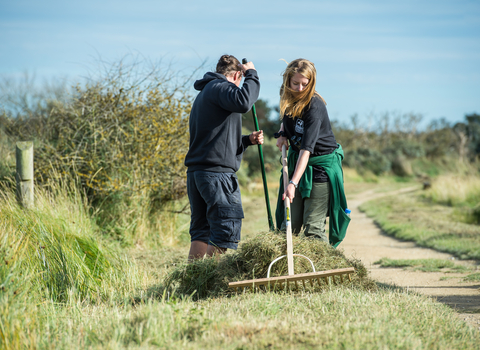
[282,145,295,276]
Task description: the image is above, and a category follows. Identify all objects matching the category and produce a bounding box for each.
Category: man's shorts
[187,171,244,249]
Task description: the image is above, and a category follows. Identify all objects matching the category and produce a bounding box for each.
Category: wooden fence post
[16,141,34,209]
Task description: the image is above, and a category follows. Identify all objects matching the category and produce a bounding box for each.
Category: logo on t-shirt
[295,119,304,134]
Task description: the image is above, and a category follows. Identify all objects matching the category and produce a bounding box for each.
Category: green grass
[1,178,480,349]
[2,288,479,349]
[374,258,471,273]
[359,189,480,260]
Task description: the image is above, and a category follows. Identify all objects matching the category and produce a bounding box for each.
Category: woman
[275,58,349,247]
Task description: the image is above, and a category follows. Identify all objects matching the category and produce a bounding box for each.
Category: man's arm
[217,69,260,113]
[238,130,264,154]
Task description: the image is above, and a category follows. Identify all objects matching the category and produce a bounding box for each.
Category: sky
[1,0,479,128]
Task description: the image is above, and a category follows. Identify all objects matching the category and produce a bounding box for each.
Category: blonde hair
[279,58,326,119]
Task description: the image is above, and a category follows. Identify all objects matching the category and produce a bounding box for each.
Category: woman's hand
[276,136,288,151]
[282,182,296,203]
[249,130,264,145]
[282,149,311,203]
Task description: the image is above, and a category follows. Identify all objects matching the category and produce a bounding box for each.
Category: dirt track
[341,187,480,331]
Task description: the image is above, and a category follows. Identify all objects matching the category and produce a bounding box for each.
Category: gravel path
[341,187,480,331]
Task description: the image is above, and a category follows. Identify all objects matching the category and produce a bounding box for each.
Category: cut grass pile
[374,257,471,273]
[163,231,376,300]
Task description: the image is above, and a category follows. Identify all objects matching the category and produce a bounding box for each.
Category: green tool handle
[242,58,275,231]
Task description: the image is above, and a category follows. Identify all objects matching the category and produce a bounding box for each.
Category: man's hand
[250,130,264,145]
[239,61,255,75]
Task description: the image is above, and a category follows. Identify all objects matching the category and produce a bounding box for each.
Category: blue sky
[1,0,479,127]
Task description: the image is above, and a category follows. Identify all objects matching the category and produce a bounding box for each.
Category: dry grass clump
[426,174,480,206]
[163,231,376,300]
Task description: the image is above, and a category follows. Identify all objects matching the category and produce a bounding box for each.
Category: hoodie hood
[193,72,227,91]
[185,68,260,173]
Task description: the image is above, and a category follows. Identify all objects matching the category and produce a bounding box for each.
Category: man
[184,54,263,260]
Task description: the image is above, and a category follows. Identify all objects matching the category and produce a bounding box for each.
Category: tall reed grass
[0,180,147,348]
[2,183,107,302]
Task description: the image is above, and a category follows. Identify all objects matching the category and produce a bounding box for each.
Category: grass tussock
[163,232,376,300]
[423,173,480,225]
[0,181,147,348]
[0,181,142,304]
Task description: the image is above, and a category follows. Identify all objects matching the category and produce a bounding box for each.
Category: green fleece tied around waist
[275,144,350,248]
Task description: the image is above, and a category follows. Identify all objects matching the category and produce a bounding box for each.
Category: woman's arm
[276,122,288,151]
[283,149,311,202]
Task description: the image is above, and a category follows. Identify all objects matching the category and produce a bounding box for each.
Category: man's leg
[188,241,208,261]
[196,172,244,252]
[206,245,227,258]
[187,172,210,260]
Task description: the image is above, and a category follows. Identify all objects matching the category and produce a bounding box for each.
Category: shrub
[384,139,425,159]
[343,148,391,175]
[0,60,194,242]
[35,65,192,207]
[0,128,15,181]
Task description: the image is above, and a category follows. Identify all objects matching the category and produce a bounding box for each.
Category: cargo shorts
[187,171,244,249]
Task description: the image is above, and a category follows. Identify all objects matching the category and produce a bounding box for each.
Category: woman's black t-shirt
[282,95,338,183]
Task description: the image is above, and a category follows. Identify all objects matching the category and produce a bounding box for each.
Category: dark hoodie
[185,69,260,173]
